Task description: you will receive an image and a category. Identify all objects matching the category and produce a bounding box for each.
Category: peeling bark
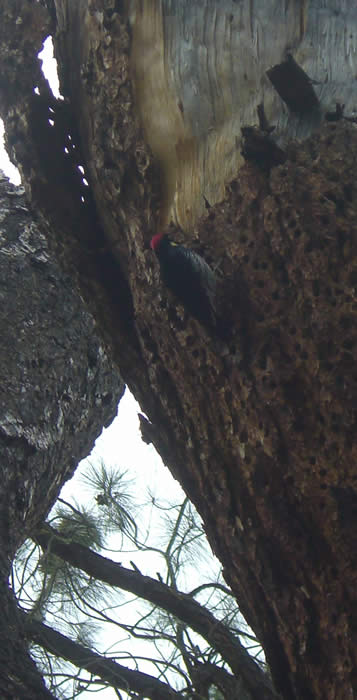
[0,1,357,698]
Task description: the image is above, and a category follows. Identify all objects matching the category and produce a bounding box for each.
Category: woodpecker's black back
[152,235,216,330]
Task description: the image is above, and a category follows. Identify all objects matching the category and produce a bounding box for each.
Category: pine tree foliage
[12,461,269,700]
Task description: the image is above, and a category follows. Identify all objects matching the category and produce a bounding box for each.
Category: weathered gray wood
[130,1,357,226]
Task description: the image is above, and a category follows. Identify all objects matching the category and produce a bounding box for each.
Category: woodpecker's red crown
[150,232,166,251]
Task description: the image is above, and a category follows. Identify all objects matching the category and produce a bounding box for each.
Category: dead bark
[0,1,357,698]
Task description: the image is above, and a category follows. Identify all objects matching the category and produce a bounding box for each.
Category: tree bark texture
[1,1,357,699]
[0,153,123,696]
[0,174,123,563]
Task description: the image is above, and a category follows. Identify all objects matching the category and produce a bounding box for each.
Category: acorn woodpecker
[150,233,216,331]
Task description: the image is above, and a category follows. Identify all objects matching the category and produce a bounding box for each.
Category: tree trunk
[0,157,122,696]
[1,1,357,698]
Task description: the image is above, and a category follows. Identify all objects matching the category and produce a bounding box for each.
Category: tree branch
[23,611,182,700]
[34,526,279,700]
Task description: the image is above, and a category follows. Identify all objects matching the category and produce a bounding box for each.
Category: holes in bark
[312,280,320,297]
[225,389,233,404]
[258,350,267,370]
[349,269,357,287]
[329,442,339,457]
[344,183,353,202]
[302,328,313,340]
[304,241,315,254]
[239,429,248,443]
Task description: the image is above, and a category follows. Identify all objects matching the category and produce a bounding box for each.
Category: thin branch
[188,582,235,599]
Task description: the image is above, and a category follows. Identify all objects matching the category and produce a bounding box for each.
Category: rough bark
[0,174,122,561]
[0,165,123,695]
[0,1,357,699]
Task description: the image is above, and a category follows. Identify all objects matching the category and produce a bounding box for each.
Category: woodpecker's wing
[159,242,216,329]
